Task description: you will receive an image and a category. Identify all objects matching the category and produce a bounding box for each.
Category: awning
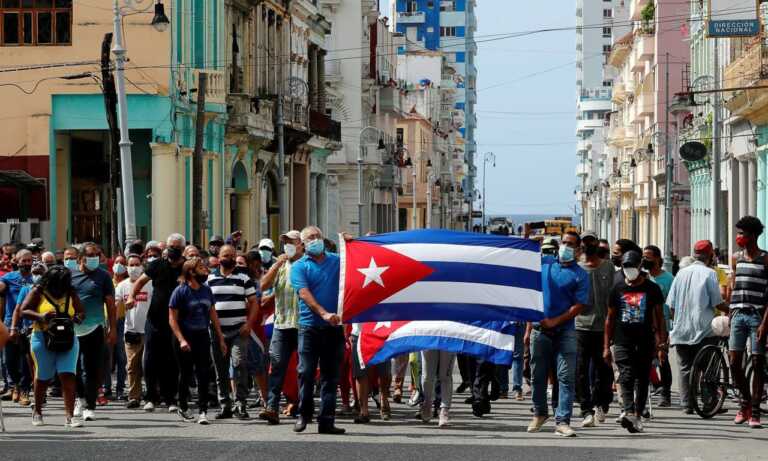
[0,170,45,189]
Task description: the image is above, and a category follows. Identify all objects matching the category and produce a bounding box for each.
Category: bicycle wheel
[690,345,728,419]
[745,359,768,414]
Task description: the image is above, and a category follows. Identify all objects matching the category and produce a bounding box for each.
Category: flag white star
[373,321,391,331]
[357,257,390,288]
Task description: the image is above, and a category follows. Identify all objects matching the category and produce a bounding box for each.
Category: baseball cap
[145,240,161,250]
[694,240,714,255]
[621,250,642,267]
[209,235,224,245]
[541,238,558,251]
[580,230,598,242]
[280,230,301,241]
[258,238,275,250]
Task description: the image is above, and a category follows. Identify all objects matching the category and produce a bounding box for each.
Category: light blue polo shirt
[541,255,590,331]
[290,252,340,327]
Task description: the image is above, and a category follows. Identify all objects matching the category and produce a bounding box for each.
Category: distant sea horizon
[474,213,575,230]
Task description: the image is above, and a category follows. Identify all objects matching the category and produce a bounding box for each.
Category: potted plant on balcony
[640,2,655,35]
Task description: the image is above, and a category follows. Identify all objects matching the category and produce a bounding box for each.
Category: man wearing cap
[259,230,303,424]
[527,231,589,438]
[208,236,224,257]
[666,240,727,415]
[576,231,615,427]
[541,238,558,257]
[604,251,667,433]
[258,239,277,271]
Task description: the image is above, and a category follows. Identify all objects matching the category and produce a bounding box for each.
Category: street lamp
[482,152,495,233]
[358,126,385,236]
[630,158,637,242]
[112,0,169,243]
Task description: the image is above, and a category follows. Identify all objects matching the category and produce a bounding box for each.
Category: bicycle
[689,337,738,419]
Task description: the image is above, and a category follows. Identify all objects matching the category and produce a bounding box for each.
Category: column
[729,159,741,256]
[738,159,748,218]
[759,152,767,248]
[318,174,328,231]
[309,173,318,226]
[150,143,180,240]
[748,157,757,217]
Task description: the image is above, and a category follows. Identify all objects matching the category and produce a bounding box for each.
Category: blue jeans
[297,325,344,425]
[511,325,524,392]
[4,334,31,392]
[530,328,577,425]
[267,327,298,412]
[729,310,766,355]
[104,318,127,395]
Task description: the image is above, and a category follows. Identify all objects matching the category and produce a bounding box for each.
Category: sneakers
[438,408,450,427]
[514,390,524,401]
[658,397,671,408]
[96,391,109,406]
[749,416,762,429]
[197,412,210,425]
[596,408,607,423]
[420,404,432,423]
[32,413,44,427]
[65,416,83,428]
[621,414,642,433]
[168,404,179,413]
[407,390,422,407]
[527,415,548,433]
[143,401,155,412]
[734,408,751,425]
[216,406,234,419]
[126,399,140,409]
[259,409,280,425]
[235,403,250,420]
[392,388,403,404]
[11,388,20,403]
[354,414,371,424]
[0,388,13,401]
[581,413,597,428]
[74,399,84,417]
[83,409,96,421]
[555,423,576,437]
[615,411,626,424]
[18,392,31,406]
[177,408,195,422]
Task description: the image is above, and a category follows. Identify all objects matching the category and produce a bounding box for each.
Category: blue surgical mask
[306,239,325,256]
[558,245,575,263]
[64,259,78,271]
[85,256,100,271]
[259,249,272,264]
[113,263,126,275]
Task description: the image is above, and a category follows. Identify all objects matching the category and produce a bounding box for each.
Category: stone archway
[230,160,250,244]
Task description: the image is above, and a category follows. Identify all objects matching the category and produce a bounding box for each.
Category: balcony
[577,139,591,153]
[635,33,654,62]
[226,94,274,140]
[724,41,768,121]
[192,69,226,105]
[309,110,341,142]
[576,162,590,177]
[612,82,626,103]
[608,31,633,67]
[397,11,425,24]
[630,0,650,20]
[576,118,603,134]
[636,92,654,117]
[379,87,403,115]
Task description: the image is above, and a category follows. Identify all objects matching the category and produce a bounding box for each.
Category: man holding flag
[527,231,589,437]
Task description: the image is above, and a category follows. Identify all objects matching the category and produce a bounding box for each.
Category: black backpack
[43,291,75,353]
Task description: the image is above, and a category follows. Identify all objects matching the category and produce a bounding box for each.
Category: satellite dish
[679,141,707,162]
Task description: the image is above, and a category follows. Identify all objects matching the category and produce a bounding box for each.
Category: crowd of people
[0,216,766,436]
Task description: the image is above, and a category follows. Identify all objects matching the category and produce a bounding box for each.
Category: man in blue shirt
[70,243,116,422]
[0,249,34,405]
[290,226,345,435]
[527,231,589,438]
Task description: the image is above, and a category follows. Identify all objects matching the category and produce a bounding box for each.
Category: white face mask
[624,267,640,282]
[284,244,297,258]
[127,266,143,281]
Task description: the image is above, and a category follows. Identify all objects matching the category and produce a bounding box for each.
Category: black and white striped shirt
[206,271,258,332]
[731,251,768,311]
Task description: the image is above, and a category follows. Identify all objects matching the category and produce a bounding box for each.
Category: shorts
[351,334,392,379]
[30,331,80,381]
[246,335,267,375]
[729,310,766,355]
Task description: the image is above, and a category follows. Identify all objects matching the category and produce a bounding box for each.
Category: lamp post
[481,152,495,233]
[358,126,384,236]
[630,158,637,242]
[112,0,169,243]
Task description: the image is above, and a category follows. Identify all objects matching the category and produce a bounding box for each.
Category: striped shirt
[206,271,258,332]
[731,251,768,311]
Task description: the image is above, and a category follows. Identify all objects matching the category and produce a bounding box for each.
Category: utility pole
[276,91,288,235]
[411,165,417,229]
[100,33,121,254]
[192,72,207,246]
[663,52,674,272]
[631,163,636,241]
[617,172,622,239]
[711,38,722,252]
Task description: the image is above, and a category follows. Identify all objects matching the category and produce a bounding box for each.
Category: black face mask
[194,273,208,284]
[583,244,599,257]
[219,258,235,269]
[597,247,610,260]
[641,259,655,271]
[167,246,183,261]
[19,264,32,274]
[611,254,623,268]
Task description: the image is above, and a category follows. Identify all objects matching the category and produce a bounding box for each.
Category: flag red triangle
[341,240,434,323]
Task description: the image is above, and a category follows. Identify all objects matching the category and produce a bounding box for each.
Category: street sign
[708,0,760,37]
[471,210,482,218]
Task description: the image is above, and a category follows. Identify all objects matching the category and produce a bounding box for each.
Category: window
[440,26,456,37]
[603,80,613,87]
[427,1,434,8]
[440,0,455,11]
[426,26,434,33]
[0,0,71,46]
[406,0,418,13]
[603,44,612,54]
[603,9,612,18]
[602,26,611,37]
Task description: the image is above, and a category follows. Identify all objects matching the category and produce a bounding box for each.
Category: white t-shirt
[116,277,153,334]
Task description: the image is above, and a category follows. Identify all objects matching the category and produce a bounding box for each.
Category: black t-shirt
[144,258,183,326]
[609,277,663,345]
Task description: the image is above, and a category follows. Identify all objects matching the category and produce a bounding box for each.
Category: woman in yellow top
[20,265,85,428]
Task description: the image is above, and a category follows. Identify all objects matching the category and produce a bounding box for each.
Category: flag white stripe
[379,281,544,311]
[382,243,540,271]
[388,321,515,351]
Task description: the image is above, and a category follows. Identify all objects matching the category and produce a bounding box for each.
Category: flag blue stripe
[422,261,541,290]
[367,335,514,367]
[349,302,544,323]
[358,229,540,252]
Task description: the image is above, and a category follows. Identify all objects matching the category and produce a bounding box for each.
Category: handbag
[42,292,75,353]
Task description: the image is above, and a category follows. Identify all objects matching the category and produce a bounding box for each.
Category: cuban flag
[358,320,518,368]
[338,229,543,324]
